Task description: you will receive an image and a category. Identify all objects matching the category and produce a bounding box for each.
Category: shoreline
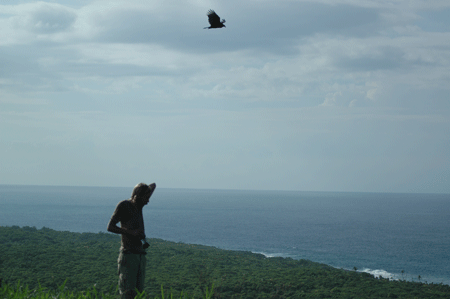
[250,250,449,286]
[2,225,450,299]
[2,224,449,286]
[2,187,449,288]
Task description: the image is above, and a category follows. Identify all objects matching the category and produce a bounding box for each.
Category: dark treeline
[1,226,449,298]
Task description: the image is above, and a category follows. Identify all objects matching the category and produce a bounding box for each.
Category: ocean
[1,185,449,285]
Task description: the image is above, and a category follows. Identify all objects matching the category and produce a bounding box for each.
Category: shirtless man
[107,182,156,299]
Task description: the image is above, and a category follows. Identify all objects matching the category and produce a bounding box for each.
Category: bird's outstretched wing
[207,9,221,27]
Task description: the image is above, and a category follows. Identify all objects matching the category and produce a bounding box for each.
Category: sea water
[0,185,449,285]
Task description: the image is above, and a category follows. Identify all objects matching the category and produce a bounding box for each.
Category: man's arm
[107,218,145,239]
[107,217,126,234]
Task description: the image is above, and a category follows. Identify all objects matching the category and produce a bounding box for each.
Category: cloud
[79,1,382,55]
[335,46,408,71]
[0,2,77,45]
[22,2,77,34]
[1,0,450,192]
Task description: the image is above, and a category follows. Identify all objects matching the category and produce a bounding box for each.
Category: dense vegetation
[1,226,449,298]
[0,281,214,299]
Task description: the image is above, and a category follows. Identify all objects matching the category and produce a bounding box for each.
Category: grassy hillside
[1,226,449,298]
[0,281,214,299]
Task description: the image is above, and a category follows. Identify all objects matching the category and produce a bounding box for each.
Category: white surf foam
[253,251,291,258]
[359,268,399,280]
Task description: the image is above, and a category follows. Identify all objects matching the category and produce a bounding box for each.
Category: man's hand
[107,220,145,239]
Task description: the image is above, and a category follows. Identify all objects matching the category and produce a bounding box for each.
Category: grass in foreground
[0,280,215,299]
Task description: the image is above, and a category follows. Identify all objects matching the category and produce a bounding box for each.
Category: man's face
[137,193,151,207]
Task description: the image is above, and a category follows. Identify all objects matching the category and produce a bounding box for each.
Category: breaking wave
[252,251,294,259]
[358,268,399,280]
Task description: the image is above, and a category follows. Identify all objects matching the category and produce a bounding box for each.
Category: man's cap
[131,183,152,198]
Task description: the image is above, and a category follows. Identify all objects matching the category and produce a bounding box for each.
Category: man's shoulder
[116,199,132,209]
[111,200,133,220]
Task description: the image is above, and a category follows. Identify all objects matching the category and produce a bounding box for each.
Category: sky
[1,0,449,193]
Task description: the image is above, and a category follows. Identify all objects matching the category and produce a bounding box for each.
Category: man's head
[131,183,155,207]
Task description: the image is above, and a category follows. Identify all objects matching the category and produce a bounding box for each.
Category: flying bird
[204,10,226,29]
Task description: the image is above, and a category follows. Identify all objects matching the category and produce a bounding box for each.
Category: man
[107,182,156,299]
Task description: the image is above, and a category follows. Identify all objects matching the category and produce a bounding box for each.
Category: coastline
[1,185,449,287]
[2,226,450,299]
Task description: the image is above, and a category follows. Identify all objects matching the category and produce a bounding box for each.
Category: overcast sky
[1,0,449,193]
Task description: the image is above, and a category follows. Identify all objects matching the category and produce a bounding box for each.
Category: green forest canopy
[1,226,449,298]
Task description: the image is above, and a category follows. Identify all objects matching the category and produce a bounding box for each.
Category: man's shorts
[117,252,146,299]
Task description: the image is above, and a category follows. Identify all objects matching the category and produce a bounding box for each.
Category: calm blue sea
[1,185,449,285]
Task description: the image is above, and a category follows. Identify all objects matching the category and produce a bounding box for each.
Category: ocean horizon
[1,184,449,286]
